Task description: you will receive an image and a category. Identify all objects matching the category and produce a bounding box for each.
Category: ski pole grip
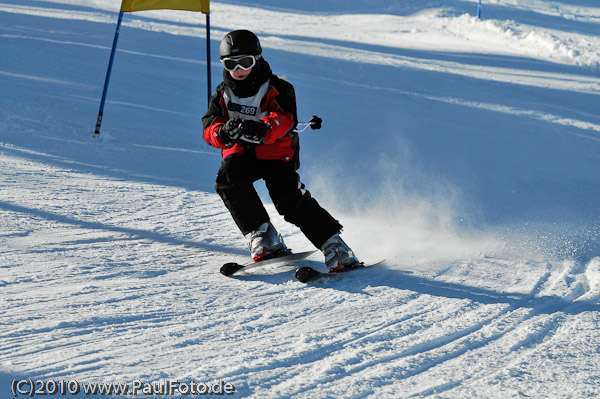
[309,115,322,130]
[294,115,322,133]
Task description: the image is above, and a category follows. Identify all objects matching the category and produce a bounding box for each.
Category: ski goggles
[220,54,260,72]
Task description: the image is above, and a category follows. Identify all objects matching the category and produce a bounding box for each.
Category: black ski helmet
[220,30,262,59]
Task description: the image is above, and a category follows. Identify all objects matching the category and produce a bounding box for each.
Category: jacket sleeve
[202,85,229,149]
[261,78,298,144]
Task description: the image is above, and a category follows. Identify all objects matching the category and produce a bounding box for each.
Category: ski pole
[94,11,124,136]
[294,115,322,133]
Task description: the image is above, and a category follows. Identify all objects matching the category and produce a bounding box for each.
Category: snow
[1,0,599,397]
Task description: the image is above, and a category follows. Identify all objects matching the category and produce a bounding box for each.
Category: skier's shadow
[235,260,600,315]
[230,259,398,288]
[232,260,413,289]
[307,263,600,315]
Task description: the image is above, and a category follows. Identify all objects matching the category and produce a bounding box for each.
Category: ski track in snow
[1,0,600,398]
[2,152,599,397]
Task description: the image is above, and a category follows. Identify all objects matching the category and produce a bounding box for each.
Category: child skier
[202,29,359,272]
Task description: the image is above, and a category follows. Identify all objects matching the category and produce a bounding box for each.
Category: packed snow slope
[1,0,600,398]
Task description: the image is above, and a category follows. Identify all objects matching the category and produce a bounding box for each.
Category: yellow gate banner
[121,0,209,13]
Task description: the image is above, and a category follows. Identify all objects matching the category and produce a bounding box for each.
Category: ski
[220,250,317,276]
[295,260,385,283]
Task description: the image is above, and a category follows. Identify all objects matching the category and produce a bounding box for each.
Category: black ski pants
[214,155,342,249]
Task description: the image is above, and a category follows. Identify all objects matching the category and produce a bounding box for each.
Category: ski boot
[320,233,360,273]
[247,221,290,262]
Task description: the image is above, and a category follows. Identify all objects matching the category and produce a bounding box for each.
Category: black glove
[218,117,244,147]
[237,120,268,144]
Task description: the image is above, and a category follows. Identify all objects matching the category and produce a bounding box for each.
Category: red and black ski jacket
[202,59,299,168]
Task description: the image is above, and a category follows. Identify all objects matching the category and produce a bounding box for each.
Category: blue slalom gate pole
[205,13,211,105]
[94,11,124,136]
[477,0,482,19]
